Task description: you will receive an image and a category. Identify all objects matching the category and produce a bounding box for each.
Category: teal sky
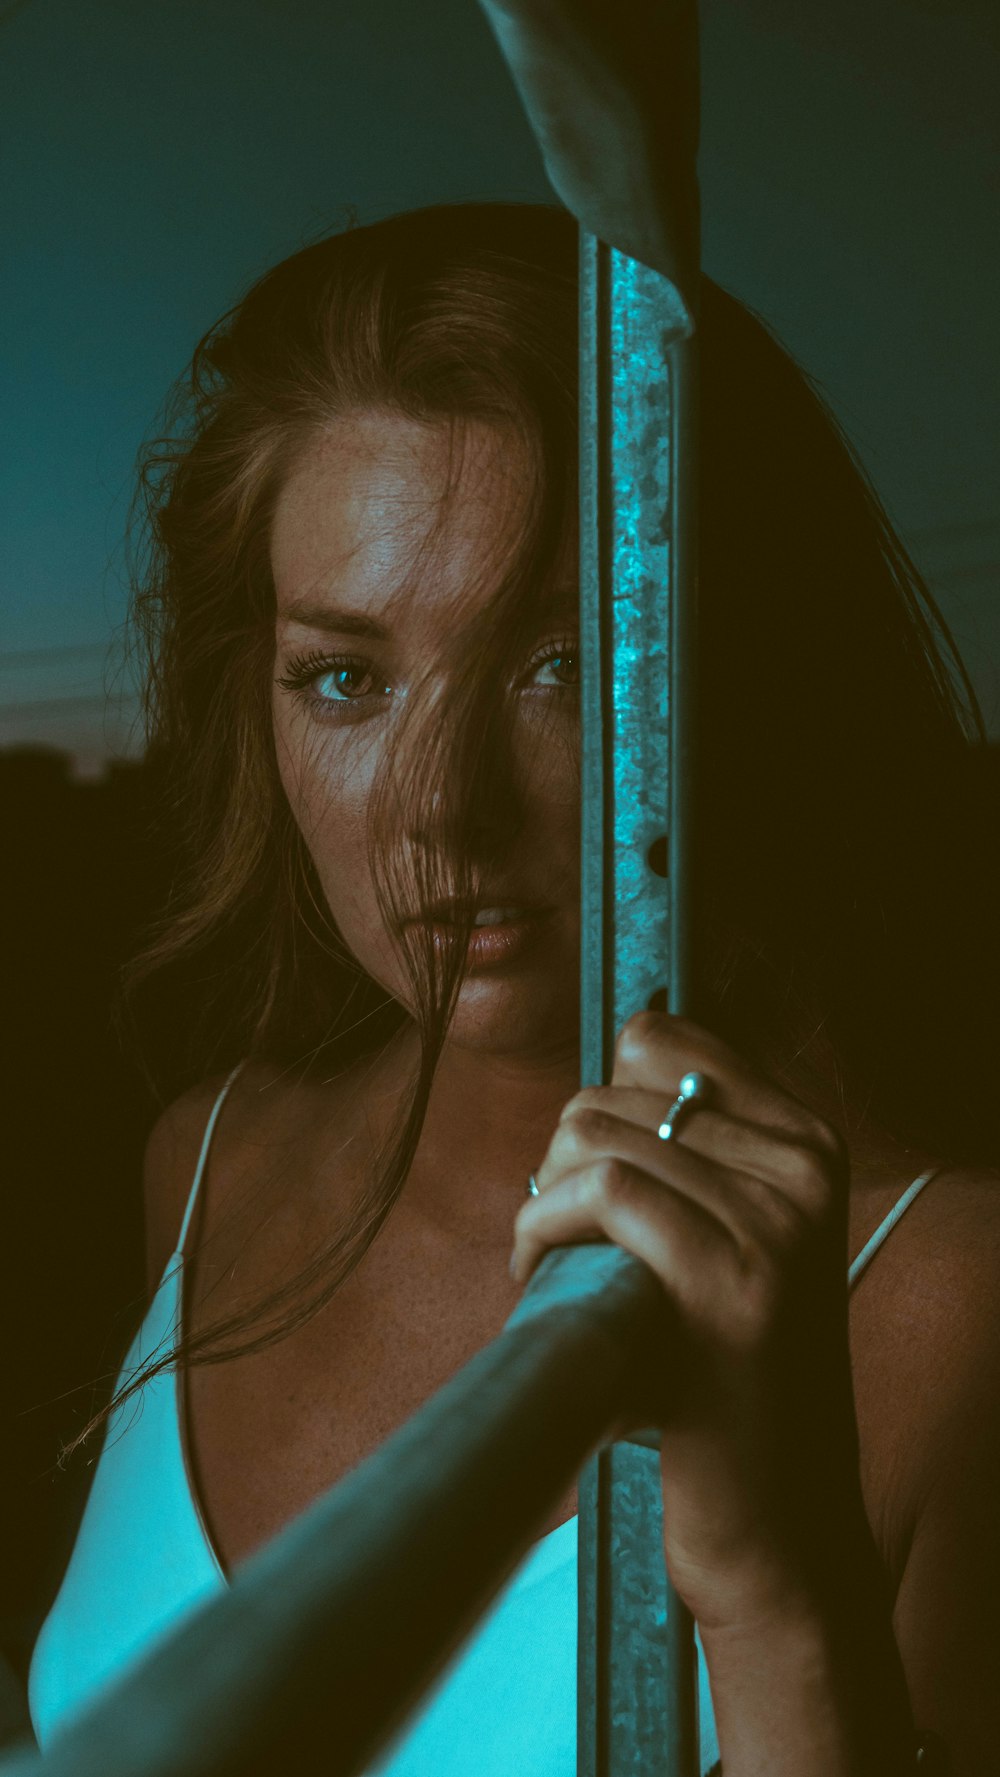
[2,0,997,750]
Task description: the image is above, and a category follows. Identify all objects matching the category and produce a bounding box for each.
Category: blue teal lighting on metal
[577,233,701,1777]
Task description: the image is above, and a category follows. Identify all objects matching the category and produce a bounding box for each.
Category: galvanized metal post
[577,238,701,1776]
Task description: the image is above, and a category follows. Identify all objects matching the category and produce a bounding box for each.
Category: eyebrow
[277,599,391,640]
[277,582,580,639]
[546,583,580,617]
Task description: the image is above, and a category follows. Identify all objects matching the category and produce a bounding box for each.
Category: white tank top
[27,1067,941,1770]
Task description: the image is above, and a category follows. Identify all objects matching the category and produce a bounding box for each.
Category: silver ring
[657,1070,710,1141]
[526,1173,540,1197]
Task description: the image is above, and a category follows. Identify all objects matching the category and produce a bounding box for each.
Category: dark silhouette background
[1,748,163,1700]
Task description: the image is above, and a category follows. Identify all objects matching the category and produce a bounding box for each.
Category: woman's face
[270,409,581,1060]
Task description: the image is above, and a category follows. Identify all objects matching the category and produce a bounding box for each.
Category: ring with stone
[656,1070,711,1142]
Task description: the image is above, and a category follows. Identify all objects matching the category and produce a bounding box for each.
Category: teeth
[472,906,524,926]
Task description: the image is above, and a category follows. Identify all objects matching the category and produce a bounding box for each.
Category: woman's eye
[527,645,579,691]
[276,650,392,718]
[312,659,388,702]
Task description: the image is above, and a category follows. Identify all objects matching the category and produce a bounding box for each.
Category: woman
[27,202,999,1774]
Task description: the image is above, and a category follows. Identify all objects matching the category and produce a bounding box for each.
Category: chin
[443,971,580,1056]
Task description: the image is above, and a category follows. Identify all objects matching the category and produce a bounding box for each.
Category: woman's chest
[183,1219,580,1573]
[181,1186,918,1587]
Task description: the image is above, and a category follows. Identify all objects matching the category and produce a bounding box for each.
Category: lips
[411,896,543,925]
[406,902,554,973]
[468,906,531,926]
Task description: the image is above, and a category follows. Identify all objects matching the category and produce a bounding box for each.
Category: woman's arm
[882,1186,1000,1772]
[699,1197,1000,1777]
[696,1511,917,1777]
[513,1014,998,1775]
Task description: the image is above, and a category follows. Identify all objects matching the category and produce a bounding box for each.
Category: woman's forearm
[696,1511,917,1777]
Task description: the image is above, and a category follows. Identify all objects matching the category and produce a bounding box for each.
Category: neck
[374,1023,581,1240]
[361,1021,948,1245]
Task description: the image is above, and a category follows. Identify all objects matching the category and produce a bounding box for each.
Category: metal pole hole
[647,835,668,877]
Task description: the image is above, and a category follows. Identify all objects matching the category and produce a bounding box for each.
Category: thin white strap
[175,1062,246,1255]
[847,1166,942,1289]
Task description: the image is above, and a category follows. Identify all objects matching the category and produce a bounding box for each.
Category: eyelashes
[525,641,579,694]
[275,648,390,720]
[275,638,580,724]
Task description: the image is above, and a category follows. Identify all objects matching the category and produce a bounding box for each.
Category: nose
[403,707,525,860]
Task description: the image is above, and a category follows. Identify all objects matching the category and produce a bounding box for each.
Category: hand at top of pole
[476,0,700,314]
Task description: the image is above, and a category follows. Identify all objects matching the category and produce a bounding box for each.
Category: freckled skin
[180,411,590,1571]
[271,406,586,1059]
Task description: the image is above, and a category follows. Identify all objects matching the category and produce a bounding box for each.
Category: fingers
[610,1011,845,1164]
[512,1011,848,1316]
[535,1105,814,1258]
[545,1091,837,1221]
[511,1157,740,1305]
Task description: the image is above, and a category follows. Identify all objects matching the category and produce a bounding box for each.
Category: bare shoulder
[142,1051,385,1303]
[141,1061,279,1298]
[851,1165,1000,1580]
[895,1166,1000,1436]
[861,1168,1000,1765]
[853,1163,1000,1341]
[871,1165,1000,1352]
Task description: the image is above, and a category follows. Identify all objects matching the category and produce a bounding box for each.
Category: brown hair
[74,201,999,1447]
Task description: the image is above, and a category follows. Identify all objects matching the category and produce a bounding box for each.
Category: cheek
[272,712,376,905]
[519,720,580,827]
